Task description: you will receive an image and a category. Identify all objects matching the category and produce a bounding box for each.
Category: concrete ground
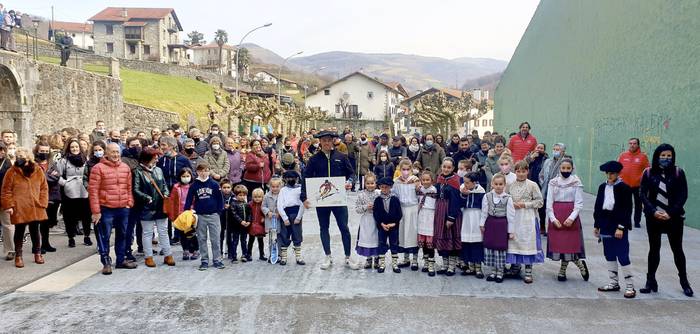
[0,193,697,333]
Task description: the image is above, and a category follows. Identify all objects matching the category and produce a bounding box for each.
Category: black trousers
[15,221,41,254]
[43,202,60,247]
[63,198,92,238]
[247,236,265,258]
[631,187,643,225]
[242,180,266,202]
[646,216,687,277]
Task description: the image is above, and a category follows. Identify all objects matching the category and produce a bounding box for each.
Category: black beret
[599,161,623,173]
[376,177,394,187]
[380,133,389,139]
[314,130,339,139]
[283,170,300,179]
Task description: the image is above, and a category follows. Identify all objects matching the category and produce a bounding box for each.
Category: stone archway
[0,64,24,144]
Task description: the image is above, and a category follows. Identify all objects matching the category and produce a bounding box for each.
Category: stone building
[89,7,187,64]
[189,42,236,76]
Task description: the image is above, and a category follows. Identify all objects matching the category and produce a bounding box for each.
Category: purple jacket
[226,149,243,184]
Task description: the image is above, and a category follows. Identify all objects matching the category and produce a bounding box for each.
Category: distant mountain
[461,71,503,97]
[242,45,508,94]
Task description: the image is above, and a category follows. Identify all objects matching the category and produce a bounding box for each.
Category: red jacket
[88,158,134,214]
[248,201,266,236]
[618,150,650,188]
[243,152,271,184]
[508,133,538,162]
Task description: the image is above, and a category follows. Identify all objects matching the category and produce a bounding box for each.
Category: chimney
[121,8,128,18]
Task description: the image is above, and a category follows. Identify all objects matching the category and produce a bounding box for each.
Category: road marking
[17,254,100,292]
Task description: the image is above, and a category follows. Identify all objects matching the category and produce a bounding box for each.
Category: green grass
[35,56,215,121]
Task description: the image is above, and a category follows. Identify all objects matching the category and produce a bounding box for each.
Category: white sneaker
[320,255,333,270]
[345,257,360,270]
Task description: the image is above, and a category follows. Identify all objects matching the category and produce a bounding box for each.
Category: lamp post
[278,50,303,112]
[235,23,272,97]
[304,66,327,110]
[32,19,40,60]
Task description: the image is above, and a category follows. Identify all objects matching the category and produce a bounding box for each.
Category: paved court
[0,193,697,333]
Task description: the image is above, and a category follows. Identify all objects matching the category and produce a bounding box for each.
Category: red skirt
[547,201,582,254]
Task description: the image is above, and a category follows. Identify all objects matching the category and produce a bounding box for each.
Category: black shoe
[475,271,485,279]
[640,274,658,294]
[446,269,455,277]
[557,274,567,282]
[580,260,590,281]
[410,263,419,271]
[428,271,435,277]
[115,261,138,269]
[486,273,496,281]
[393,267,401,274]
[495,275,504,283]
[42,245,57,253]
[83,237,93,246]
[68,238,76,248]
[259,255,268,261]
[680,274,694,297]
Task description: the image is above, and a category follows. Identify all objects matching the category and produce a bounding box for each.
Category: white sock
[607,261,619,284]
[621,264,634,288]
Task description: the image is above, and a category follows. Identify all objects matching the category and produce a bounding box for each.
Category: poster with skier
[305,177,347,207]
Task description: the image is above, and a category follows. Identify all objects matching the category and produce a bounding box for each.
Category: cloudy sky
[16,0,540,61]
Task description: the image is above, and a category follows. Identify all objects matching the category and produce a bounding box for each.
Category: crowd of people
[0,120,692,299]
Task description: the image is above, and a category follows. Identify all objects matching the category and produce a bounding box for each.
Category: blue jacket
[184,177,224,215]
[301,149,355,202]
[158,154,192,189]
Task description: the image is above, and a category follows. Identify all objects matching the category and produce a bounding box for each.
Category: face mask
[380,156,388,162]
[211,144,221,151]
[285,145,291,150]
[36,152,49,161]
[194,138,200,144]
[425,140,434,147]
[482,149,489,154]
[7,148,16,157]
[15,158,26,167]
[560,171,572,178]
[128,147,141,157]
[185,148,195,155]
[552,151,561,158]
[94,151,104,158]
[211,130,219,135]
[500,165,511,174]
[313,143,319,148]
[413,169,420,174]
[401,170,411,178]
[97,129,106,133]
[659,158,672,168]
[457,170,467,177]
[180,176,191,184]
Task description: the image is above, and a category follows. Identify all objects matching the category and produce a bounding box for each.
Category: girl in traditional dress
[393,159,421,270]
[417,171,438,276]
[433,157,462,276]
[480,173,515,283]
[355,173,380,269]
[546,158,589,282]
[506,160,544,284]
[457,172,486,278]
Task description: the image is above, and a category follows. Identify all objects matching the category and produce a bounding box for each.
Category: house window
[473,119,479,127]
[163,46,167,56]
[143,45,150,55]
[489,119,493,126]
[482,119,487,126]
[324,89,330,96]
[367,91,374,99]
[124,27,142,40]
[106,24,113,35]
[335,104,340,113]
[106,42,114,53]
[129,44,136,54]
[349,105,359,118]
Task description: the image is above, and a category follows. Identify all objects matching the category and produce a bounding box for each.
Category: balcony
[125,33,143,41]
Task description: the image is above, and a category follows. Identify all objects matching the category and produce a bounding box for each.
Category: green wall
[495,0,700,228]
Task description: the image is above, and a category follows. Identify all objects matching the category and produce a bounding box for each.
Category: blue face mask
[552,151,561,158]
[659,158,672,168]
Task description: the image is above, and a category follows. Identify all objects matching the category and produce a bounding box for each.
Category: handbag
[143,171,169,213]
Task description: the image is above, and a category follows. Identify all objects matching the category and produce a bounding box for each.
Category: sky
[14,0,540,61]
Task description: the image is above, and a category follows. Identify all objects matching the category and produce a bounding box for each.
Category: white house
[306,72,407,134]
[52,21,94,50]
[466,107,494,135]
[254,70,298,87]
[188,42,236,76]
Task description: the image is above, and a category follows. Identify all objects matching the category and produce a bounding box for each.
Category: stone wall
[123,102,181,131]
[31,63,124,135]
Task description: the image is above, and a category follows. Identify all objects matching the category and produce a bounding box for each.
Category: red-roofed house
[89,7,187,64]
[51,21,94,50]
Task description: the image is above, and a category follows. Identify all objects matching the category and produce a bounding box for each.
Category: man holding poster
[302,130,358,270]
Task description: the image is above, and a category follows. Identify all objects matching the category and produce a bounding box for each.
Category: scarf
[67,153,85,167]
[408,144,420,152]
[380,192,393,212]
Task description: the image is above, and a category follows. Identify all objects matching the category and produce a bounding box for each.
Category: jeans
[316,206,351,256]
[631,187,642,225]
[126,208,141,254]
[141,218,171,257]
[95,207,130,265]
[196,213,222,263]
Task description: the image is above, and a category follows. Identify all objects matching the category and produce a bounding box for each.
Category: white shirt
[603,182,615,211]
[277,186,305,222]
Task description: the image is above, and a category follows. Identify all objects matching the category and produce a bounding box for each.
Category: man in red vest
[617,138,650,228]
[507,122,538,162]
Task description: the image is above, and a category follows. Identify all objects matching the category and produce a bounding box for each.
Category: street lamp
[235,22,272,97]
[278,50,303,112]
[304,66,327,110]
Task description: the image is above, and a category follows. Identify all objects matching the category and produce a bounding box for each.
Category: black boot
[639,273,658,294]
[680,274,694,297]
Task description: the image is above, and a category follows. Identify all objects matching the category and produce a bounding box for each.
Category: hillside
[461,71,503,97]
